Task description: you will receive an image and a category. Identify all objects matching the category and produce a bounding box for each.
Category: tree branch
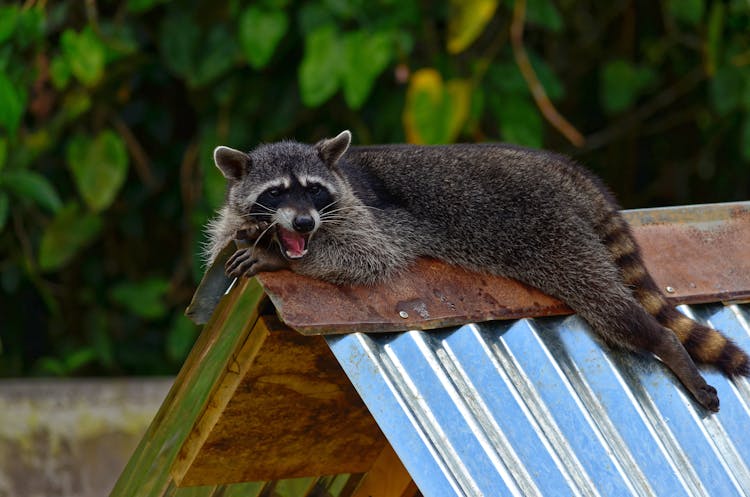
[581,67,705,152]
[510,0,585,147]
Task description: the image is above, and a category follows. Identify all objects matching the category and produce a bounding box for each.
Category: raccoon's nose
[292,215,315,233]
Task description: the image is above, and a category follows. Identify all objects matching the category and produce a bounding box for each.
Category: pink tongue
[280,229,306,256]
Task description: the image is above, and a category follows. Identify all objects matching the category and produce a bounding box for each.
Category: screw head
[399,310,409,319]
[665,286,675,294]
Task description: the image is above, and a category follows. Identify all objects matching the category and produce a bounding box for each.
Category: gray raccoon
[205,130,750,412]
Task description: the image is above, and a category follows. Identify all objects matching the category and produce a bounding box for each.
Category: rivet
[665,286,675,294]
[399,310,409,319]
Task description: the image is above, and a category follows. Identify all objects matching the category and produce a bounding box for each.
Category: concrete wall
[0,378,172,497]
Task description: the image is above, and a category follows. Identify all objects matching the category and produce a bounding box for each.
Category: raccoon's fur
[205,130,750,412]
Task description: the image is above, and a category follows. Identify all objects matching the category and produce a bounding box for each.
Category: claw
[226,248,256,278]
[235,220,270,242]
[695,383,719,412]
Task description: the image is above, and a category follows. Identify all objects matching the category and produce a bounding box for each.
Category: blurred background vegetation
[1,0,749,376]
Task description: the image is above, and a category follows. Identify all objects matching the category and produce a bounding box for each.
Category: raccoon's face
[214,130,352,260]
[250,174,336,259]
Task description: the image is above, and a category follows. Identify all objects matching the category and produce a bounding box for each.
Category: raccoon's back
[343,143,614,236]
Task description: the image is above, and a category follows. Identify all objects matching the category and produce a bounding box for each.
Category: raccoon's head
[213,130,351,260]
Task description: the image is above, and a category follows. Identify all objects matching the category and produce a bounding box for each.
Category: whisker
[319,199,341,213]
[251,201,277,214]
[322,204,383,216]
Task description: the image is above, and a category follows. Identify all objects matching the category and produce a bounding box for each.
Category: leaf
[531,53,564,101]
[525,0,563,32]
[239,6,289,69]
[323,0,361,19]
[342,31,393,108]
[38,203,102,271]
[1,170,62,213]
[743,76,750,110]
[60,27,107,87]
[600,59,657,114]
[110,278,170,320]
[0,5,19,44]
[299,25,342,107]
[36,357,66,376]
[0,136,6,171]
[448,0,498,54]
[166,313,199,362]
[87,311,114,368]
[668,0,704,26]
[705,2,725,75]
[190,26,237,87]
[49,55,71,90]
[297,3,336,35]
[709,66,744,115]
[15,7,44,48]
[403,68,471,144]
[159,11,200,78]
[159,11,237,88]
[0,192,8,232]
[0,72,26,135]
[66,130,129,212]
[61,91,92,121]
[741,114,750,161]
[494,96,543,148]
[489,55,564,101]
[127,0,170,13]
[63,348,97,372]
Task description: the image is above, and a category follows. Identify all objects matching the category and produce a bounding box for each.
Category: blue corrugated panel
[326,303,750,497]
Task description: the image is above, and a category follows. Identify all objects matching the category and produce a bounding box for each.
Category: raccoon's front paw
[235,220,271,243]
[226,248,287,278]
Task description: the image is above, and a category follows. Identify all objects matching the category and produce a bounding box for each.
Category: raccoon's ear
[316,130,351,168]
[213,146,251,180]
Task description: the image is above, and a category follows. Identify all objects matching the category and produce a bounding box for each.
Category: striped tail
[599,210,750,377]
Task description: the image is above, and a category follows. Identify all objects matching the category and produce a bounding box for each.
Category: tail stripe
[597,209,750,377]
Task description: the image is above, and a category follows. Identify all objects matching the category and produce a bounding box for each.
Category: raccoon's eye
[268,188,282,197]
[307,184,322,195]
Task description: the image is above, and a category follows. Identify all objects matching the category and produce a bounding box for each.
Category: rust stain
[256,202,750,335]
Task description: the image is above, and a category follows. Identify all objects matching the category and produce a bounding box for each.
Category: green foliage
[110,278,171,320]
[600,60,658,115]
[0,72,26,135]
[668,0,705,26]
[1,0,750,376]
[60,27,106,87]
[39,204,102,271]
[239,5,289,69]
[342,30,393,108]
[299,25,342,107]
[1,170,62,213]
[66,130,129,212]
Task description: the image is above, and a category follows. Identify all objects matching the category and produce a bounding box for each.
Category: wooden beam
[110,278,266,497]
[172,315,387,486]
[351,444,417,497]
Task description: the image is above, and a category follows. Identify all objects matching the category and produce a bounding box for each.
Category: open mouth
[276,226,311,259]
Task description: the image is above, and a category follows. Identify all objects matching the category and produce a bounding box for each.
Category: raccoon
[205,130,749,412]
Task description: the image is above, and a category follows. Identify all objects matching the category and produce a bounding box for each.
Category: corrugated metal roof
[327,302,750,497]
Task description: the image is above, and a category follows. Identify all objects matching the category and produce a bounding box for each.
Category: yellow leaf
[403,68,472,144]
[404,69,443,144]
[447,0,499,54]
[445,79,472,140]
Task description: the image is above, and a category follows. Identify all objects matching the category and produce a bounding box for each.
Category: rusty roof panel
[259,258,570,335]
[256,201,750,335]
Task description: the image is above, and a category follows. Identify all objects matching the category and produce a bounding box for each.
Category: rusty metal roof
[327,302,750,497]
